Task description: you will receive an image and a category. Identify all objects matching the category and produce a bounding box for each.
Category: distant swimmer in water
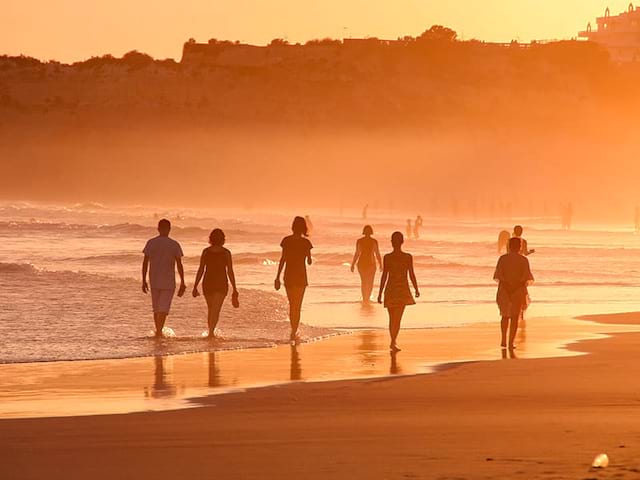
[406,219,412,239]
[275,216,313,344]
[192,228,239,338]
[493,237,534,350]
[497,230,511,254]
[413,215,423,239]
[512,225,535,256]
[305,215,314,236]
[378,232,420,352]
[351,225,383,303]
[142,219,186,338]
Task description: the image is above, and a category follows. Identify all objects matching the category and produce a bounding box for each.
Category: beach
[3,312,640,479]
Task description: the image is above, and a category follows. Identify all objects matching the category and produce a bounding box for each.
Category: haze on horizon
[1,0,634,62]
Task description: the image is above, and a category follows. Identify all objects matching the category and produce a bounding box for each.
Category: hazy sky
[2,1,633,62]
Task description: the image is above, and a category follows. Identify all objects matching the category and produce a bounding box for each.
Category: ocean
[2,201,640,364]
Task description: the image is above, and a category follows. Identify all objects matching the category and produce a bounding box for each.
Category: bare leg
[508,316,519,349]
[500,316,509,348]
[359,269,375,303]
[286,286,306,341]
[358,270,368,302]
[154,313,168,337]
[364,269,375,303]
[205,293,226,337]
[388,306,405,351]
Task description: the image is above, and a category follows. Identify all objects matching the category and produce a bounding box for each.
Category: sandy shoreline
[1,316,635,418]
[3,312,640,479]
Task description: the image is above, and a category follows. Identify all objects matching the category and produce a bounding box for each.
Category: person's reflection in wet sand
[290,345,302,381]
[357,330,380,370]
[501,348,518,360]
[390,351,403,375]
[208,352,223,388]
[359,301,377,319]
[146,355,177,399]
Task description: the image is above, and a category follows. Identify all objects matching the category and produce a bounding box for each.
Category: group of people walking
[142,216,533,353]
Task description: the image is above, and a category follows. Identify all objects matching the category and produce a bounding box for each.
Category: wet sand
[3,313,640,479]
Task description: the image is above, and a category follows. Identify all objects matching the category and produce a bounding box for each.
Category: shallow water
[2,201,640,363]
[2,317,639,419]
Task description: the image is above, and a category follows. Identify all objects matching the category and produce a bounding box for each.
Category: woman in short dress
[275,216,313,343]
[493,236,534,350]
[377,231,420,352]
[192,228,238,338]
[350,225,382,303]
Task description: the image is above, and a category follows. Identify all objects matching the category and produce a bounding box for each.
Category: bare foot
[390,344,401,352]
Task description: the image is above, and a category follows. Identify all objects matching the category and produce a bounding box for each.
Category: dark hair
[513,225,523,235]
[291,216,308,236]
[391,231,404,248]
[158,219,171,231]
[209,228,225,246]
[509,237,522,252]
[362,225,374,236]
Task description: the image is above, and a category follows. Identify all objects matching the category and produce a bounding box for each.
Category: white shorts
[151,288,175,314]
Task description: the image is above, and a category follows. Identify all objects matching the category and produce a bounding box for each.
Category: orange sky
[1,1,634,62]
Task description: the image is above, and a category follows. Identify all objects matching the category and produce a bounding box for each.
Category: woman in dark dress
[377,231,420,352]
[192,228,238,338]
[350,225,382,303]
[275,216,313,344]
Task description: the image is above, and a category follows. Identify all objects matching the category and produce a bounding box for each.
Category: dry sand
[3,313,640,479]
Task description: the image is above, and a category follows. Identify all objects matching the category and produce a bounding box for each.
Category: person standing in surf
[351,225,382,303]
[192,228,239,338]
[493,237,534,350]
[512,225,535,256]
[142,219,186,337]
[275,216,313,344]
[377,231,420,352]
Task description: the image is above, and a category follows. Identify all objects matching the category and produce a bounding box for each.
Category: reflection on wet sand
[359,302,377,318]
[1,317,622,418]
[390,351,402,375]
[145,355,177,399]
[357,330,381,371]
[290,346,302,381]
[208,352,222,388]
[501,348,518,360]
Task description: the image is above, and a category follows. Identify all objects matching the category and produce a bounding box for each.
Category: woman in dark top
[192,228,238,338]
[275,216,313,344]
[350,225,382,303]
[377,231,420,352]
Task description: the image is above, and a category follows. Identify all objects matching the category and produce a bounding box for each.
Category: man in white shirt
[142,219,186,337]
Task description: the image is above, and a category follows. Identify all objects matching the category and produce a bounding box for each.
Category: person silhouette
[362,204,369,220]
[413,215,423,239]
[142,219,186,337]
[192,228,239,338]
[275,216,313,344]
[497,230,511,254]
[377,232,420,352]
[493,237,534,350]
[351,225,382,303]
[512,225,534,256]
